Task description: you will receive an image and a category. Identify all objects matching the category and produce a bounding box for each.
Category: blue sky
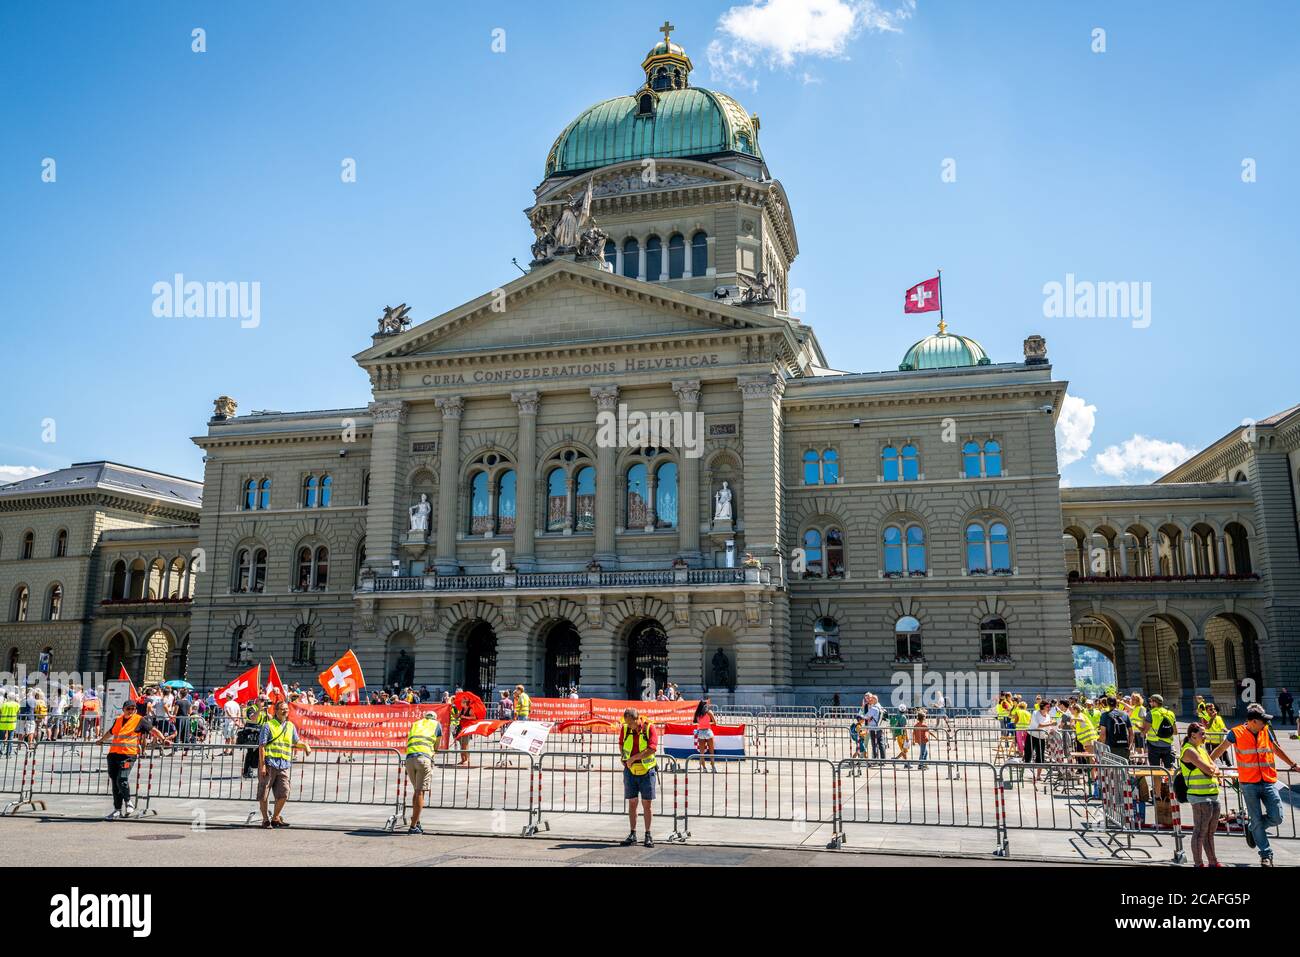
[2,0,1296,487]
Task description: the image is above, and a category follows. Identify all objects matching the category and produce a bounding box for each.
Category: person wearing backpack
[1146,694,1178,769]
[1098,696,1134,761]
[1179,722,1224,867]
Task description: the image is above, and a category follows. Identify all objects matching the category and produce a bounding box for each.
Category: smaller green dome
[899,326,991,371]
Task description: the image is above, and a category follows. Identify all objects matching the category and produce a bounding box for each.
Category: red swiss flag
[265,658,286,702]
[215,664,260,709]
[904,276,941,314]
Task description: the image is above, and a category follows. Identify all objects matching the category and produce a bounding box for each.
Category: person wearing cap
[1144,694,1177,769]
[619,708,659,848]
[96,699,172,819]
[513,684,531,720]
[1209,702,1300,866]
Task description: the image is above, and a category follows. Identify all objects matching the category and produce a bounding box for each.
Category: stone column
[1215,535,1227,576]
[1182,536,1196,576]
[1148,529,1160,577]
[591,386,619,567]
[364,399,407,574]
[737,373,785,561]
[511,390,540,572]
[434,396,464,575]
[672,379,702,565]
[1117,535,1129,575]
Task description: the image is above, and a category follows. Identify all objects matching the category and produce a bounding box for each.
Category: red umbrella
[452,691,486,721]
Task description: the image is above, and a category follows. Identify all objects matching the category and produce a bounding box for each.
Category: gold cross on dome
[660,20,675,44]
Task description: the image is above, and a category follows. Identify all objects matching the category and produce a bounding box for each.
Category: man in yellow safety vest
[404,711,443,835]
[620,708,659,848]
[257,699,311,829]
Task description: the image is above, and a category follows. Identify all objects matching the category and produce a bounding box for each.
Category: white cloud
[0,465,46,486]
[708,0,915,88]
[1055,393,1097,469]
[1093,435,1197,481]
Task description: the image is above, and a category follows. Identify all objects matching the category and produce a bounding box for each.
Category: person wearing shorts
[619,709,659,848]
[404,712,442,834]
[693,698,716,772]
[257,700,311,828]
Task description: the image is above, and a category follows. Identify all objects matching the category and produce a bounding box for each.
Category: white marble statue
[408,493,431,534]
[713,481,733,522]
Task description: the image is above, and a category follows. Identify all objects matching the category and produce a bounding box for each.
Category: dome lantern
[642,20,692,92]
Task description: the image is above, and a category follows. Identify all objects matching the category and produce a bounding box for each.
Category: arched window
[667,233,685,279]
[901,444,920,481]
[546,467,567,532]
[47,584,62,621]
[230,625,250,665]
[360,473,369,506]
[110,560,127,600]
[495,469,516,534]
[967,519,1012,573]
[645,235,662,281]
[313,546,329,589]
[882,446,900,482]
[984,440,1003,477]
[296,547,312,591]
[293,624,316,666]
[1225,522,1252,575]
[259,478,271,509]
[691,231,708,276]
[822,449,839,485]
[895,616,923,661]
[13,586,29,623]
[244,479,258,510]
[469,471,490,534]
[355,538,367,586]
[655,462,678,529]
[963,442,982,479]
[813,617,840,660]
[803,448,839,485]
[319,474,332,507]
[979,617,1009,660]
[303,475,318,508]
[251,548,267,593]
[604,239,617,270]
[234,549,251,593]
[168,557,185,598]
[575,466,596,531]
[802,529,823,578]
[622,238,639,279]
[803,450,820,485]
[802,526,845,578]
[55,529,68,558]
[637,93,655,116]
[21,531,34,560]
[626,463,650,528]
[884,523,926,575]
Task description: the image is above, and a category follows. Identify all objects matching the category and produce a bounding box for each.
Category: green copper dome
[899,326,992,371]
[546,87,762,177]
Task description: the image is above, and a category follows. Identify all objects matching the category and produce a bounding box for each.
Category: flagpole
[937,268,945,335]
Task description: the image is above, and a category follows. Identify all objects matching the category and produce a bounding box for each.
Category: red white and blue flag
[661,723,746,760]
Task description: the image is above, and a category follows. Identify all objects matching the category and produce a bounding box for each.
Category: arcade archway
[542,620,581,697]
[626,618,669,700]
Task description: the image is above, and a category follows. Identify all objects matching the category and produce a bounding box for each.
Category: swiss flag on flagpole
[904,275,941,314]
[318,649,365,703]
[117,665,139,703]
[215,664,260,709]
[265,658,286,702]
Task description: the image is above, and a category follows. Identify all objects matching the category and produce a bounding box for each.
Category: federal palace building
[3,32,1297,713]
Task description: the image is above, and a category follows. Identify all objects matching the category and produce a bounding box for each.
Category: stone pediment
[354,259,795,366]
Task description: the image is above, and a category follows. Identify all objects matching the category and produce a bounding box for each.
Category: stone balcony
[357,565,772,596]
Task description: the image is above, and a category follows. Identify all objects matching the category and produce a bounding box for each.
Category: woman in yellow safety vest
[1180,723,1223,867]
[1203,704,1229,765]
[1013,702,1032,757]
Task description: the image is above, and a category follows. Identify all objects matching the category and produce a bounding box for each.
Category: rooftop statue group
[531,179,609,264]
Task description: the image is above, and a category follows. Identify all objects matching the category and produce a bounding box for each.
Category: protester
[514,684,531,720]
[221,694,241,754]
[498,690,514,720]
[404,710,443,834]
[1145,694,1177,769]
[1180,722,1223,867]
[0,694,18,757]
[1026,700,1055,777]
[693,697,716,772]
[889,706,910,766]
[864,693,885,759]
[1203,704,1230,765]
[257,699,311,829]
[1209,703,1300,866]
[96,699,172,819]
[619,708,658,848]
[1098,696,1133,761]
[1278,688,1295,726]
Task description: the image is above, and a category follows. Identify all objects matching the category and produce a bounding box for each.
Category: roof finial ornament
[660,20,675,44]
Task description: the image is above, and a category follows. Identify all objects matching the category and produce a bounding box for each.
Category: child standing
[913,710,930,769]
[890,707,910,767]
